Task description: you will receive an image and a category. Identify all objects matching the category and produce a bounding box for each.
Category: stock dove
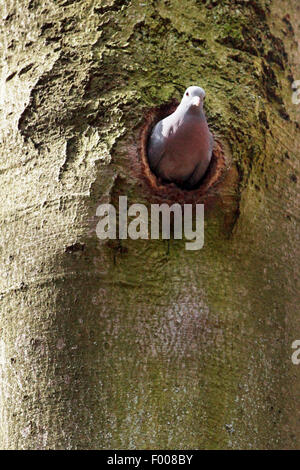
[148,86,213,189]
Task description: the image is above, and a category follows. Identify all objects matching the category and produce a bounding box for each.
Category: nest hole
[137,100,229,206]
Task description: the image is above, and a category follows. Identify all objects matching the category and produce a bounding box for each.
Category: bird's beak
[190,96,201,107]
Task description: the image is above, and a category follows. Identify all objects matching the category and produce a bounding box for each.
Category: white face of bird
[180,86,206,109]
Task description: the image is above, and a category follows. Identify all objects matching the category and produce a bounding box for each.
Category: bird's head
[180,86,206,112]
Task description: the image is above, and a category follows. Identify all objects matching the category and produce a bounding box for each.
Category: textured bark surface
[0,0,299,449]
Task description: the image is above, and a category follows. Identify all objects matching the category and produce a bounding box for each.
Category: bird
[147,86,213,189]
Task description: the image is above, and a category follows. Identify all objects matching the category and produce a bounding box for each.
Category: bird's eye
[186,92,189,96]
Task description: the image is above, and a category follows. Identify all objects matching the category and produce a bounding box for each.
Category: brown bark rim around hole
[136,100,230,206]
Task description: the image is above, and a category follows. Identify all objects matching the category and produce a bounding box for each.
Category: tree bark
[0,0,299,449]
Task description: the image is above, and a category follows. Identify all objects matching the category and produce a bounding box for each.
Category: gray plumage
[148,86,213,189]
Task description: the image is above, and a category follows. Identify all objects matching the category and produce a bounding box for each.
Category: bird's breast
[158,118,212,185]
[167,119,210,159]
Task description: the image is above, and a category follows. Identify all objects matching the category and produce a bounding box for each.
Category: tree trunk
[0,0,299,449]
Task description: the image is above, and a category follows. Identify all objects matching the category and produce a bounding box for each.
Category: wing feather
[147,120,167,171]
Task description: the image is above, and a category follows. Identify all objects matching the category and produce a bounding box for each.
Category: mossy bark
[0,0,299,449]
